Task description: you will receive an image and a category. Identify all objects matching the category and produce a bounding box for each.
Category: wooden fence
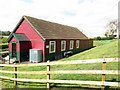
[0,57,119,90]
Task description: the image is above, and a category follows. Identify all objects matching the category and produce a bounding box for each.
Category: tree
[104,32,109,37]
[105,20,118,38]
[0,31,11,36]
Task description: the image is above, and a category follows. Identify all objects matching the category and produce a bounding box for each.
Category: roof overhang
[7,33,30,43]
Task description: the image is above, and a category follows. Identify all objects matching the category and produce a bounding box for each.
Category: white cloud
[0,0,118,37]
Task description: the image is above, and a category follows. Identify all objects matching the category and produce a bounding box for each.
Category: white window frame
[61,40,66,51]
[70,40,74,49]
[49,41,56,53]
[76,40,79,48]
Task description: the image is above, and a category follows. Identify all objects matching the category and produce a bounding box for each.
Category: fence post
[14,63,17,86]
[47,60,50,89]
[101,56,106,90]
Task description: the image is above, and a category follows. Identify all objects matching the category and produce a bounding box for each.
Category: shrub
[94,36,101,40]
[100,37,109,40]
[94,36,116,40]
[108,35,115,40]
[2,37,8,43]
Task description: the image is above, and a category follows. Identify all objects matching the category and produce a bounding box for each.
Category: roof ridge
[23,15,78,29]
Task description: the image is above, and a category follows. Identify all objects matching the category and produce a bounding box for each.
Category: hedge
[94,36,116,40]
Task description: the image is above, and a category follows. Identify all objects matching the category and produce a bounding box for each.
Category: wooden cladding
[45,39,93,54]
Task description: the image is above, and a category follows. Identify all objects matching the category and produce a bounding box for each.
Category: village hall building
[7,16,93,62]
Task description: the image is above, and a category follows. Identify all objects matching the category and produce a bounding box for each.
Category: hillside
[1,39,119,89]
[60,39,118,61]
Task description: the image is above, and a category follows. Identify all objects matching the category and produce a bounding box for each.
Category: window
[70,40,74,49]
[61,41,66,51]
[76,40,79,48]
[49,41,56,53]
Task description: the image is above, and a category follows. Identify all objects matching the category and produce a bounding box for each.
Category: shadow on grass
[1,88,47,90]
[1,79,47,89]
[50,46,95,62]
[1,79,119,90]
[51,83,100,90]
[51,83,120,90]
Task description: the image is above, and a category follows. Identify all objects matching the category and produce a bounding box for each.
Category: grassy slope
[60,39,118,61]
[1,39,119,89]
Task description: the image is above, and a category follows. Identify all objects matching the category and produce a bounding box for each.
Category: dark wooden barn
[7,16,93,62]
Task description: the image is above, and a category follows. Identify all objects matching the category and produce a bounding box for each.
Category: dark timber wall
[45,39,93,61]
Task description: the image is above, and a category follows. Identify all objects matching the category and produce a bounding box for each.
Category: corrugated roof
[24,16,88,40]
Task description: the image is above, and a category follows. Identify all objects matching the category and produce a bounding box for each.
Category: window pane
[51,43,54,52]
[76,40,79,48]
[50,41,55,53]
[61,41,66,51]
[70,40,73,49]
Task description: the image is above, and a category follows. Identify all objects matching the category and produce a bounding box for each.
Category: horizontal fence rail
[0,76,119,86]
[0,70,119,75]
[0,58,119,67]
[0,58,119,89]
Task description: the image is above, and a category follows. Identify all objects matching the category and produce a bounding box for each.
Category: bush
[94,36,101,40]
[0,31,11,36]
[2,37,8,43]
[94,36,116,40]
[100,37,109,40]
[108,35,115,40]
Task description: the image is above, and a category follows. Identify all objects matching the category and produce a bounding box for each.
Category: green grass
[0,36,8,43]
[1,39,119,89]
[1,62,119,89]
[93,40,113,46]
[60,39,118,61]
[0,43,8,51]
[0,43,8,45]
[0,48,8,51]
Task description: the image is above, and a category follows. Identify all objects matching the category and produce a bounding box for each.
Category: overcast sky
[0,0,118,37]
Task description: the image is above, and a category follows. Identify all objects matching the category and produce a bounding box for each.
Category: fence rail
[0,76,118,86]
[0,70,119,74]
[0,58,119,67]
[0,58,119,89]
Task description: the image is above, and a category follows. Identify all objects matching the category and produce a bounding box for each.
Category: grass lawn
[93,40,113,46]
[0,43,8,51]
[60,39,118,61]
[1,39,119,89]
